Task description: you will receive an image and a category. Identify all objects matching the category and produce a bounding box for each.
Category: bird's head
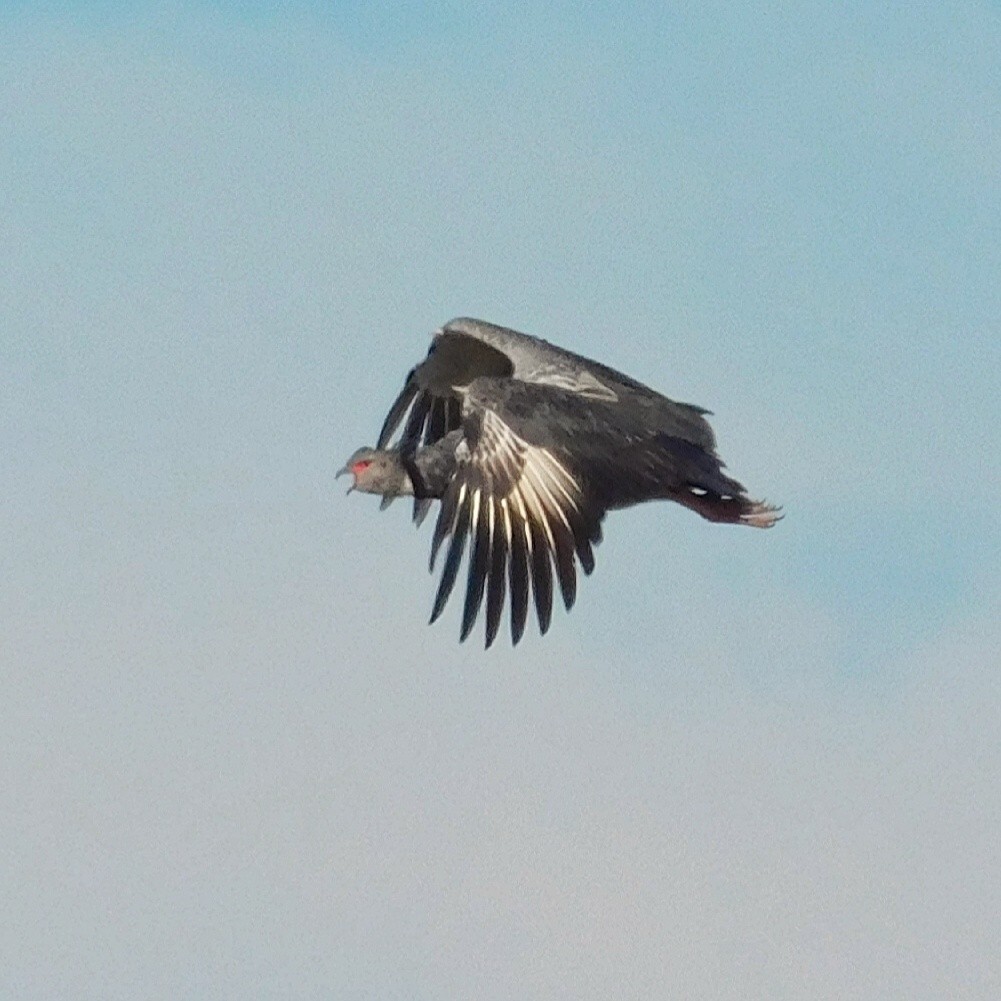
[337,446,412,497]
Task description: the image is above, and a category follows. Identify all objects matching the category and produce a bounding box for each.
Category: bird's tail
[655,436,783,528]
[673,488,783,528]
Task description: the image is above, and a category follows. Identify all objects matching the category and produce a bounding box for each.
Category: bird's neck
[385,455,416,497]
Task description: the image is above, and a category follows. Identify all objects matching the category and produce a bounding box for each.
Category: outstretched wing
[377,318,717,458]
[376,319,620,455]
[422,374,777,645]
[428,407,602,648]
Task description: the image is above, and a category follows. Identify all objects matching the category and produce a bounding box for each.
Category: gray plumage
[341,317,781,648]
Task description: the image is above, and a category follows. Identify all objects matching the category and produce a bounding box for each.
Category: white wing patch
[533,369,619,403]
[429,407,598,647]
[472,410,583,524]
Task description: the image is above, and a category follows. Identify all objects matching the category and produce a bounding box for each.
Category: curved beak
[336,464,355,494]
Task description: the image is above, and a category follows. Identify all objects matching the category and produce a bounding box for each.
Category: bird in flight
[340,317,780,647]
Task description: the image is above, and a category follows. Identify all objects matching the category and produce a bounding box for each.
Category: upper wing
[376,367,465,453]
[377,318,716,459]
[376,320,619,454]
[377,330,514,452]
[428,407,603,649]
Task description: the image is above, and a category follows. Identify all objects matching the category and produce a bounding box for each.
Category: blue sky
[3,4,1000,998]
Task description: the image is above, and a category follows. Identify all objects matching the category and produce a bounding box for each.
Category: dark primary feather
[460,493,491,641]
[400,392,431,454]
[430,487,470,625]
[484,515,508,648]
[377,374,417,449]
[529,520,553,635]
[507,511,530,646]
[426,397,446,447]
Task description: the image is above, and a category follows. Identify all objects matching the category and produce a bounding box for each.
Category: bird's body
[341,317,780,647]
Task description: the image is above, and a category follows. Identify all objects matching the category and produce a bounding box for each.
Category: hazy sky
[3,4,1000,999]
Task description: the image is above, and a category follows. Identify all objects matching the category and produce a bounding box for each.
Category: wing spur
[428,409,601,648]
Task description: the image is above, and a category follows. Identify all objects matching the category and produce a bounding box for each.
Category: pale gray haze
[3,4,1000,999]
